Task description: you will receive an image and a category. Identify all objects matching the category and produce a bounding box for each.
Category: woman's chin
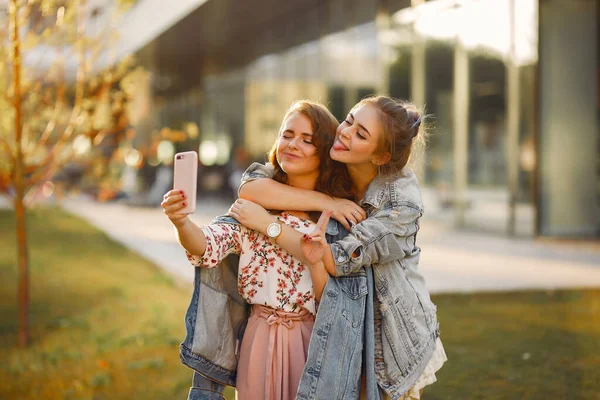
[279,164,301,176]
[330,149,349,163]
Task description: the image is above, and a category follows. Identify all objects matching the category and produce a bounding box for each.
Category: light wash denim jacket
[180,215,379,400]
[240,163,441,399]
[180,215,248,400]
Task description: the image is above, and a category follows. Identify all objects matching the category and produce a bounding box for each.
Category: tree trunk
[15,184,28,348]
[10,0,29,347]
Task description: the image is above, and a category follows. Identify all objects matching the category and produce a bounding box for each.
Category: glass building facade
[136,0,599,238]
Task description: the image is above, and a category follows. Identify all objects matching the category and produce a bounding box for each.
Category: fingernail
[180,190,184,194]
[182,202,186,206]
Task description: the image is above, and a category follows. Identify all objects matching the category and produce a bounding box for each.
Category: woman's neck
[284,174,317,219]
[287,173,317,191]
[347,163,378,201]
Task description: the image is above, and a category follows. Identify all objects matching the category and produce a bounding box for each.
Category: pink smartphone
[173,151,198,214]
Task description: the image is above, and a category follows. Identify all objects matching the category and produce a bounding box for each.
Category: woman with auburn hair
[162,100,354,400]
[233,95,446,400]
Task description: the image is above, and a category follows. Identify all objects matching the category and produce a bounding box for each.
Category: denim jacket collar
[362,168,424,211]
[361,175,388,209]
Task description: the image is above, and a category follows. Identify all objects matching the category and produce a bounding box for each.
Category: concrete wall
[539,0,599,236]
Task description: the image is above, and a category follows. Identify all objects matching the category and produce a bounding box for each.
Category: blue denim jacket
[180,215,248,397]
[181,215,379,400]
[241,163,440,399]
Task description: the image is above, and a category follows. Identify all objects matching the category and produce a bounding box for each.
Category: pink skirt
[236,305,315,400]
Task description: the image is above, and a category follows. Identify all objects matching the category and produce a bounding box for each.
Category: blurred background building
[113,0,598,239]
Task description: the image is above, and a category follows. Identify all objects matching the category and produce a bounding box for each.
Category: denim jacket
[181,215,379,400]
[241,163,440,399]
[181,216,248,399]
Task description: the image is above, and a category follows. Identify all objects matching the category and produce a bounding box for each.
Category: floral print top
[187,212,317,315]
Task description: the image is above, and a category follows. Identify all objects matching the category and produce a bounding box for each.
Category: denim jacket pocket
[379,289,431,382]
[391,294,427,349]
[339,274,368,329]
[338,273,368,299]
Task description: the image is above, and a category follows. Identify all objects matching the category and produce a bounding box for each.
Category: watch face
[267,222,281,237]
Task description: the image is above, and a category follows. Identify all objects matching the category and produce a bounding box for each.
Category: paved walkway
[57,195,600,294]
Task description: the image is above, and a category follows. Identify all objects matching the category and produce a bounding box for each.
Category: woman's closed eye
[343,118,366,139]
[282,133,314,145]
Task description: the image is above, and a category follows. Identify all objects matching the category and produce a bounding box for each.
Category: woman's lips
[332,140,349,151]
[282,152,300,159]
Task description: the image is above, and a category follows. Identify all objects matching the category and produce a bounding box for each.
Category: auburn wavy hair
[267,100,354,203]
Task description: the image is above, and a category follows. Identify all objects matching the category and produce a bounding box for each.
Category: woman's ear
[372,151,391,166]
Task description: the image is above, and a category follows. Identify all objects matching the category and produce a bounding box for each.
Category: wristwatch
[266,220,283,242]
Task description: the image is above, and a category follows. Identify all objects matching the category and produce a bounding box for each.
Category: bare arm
[174,218,208,257]
[240,179,366,230]
[238,163,366,229]
[240,178,333,212]
[297,212,334,299]
[307,261,329,302]
[161,189,207,257]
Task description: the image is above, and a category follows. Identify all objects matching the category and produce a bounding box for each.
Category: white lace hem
[394,337,447,400]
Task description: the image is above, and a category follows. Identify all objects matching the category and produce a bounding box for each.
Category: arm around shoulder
[237,163,334,212]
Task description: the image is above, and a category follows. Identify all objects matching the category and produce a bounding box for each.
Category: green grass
[428,289,600,399]
[0,207,235,400]
[1,208,598,399]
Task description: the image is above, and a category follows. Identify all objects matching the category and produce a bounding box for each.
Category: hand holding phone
[173,151,198,214]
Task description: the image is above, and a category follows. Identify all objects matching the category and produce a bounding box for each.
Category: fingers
[331,211,351,230]
[162,190,187,208]
[316,210,333,232]
[353,206,367,220]
[352,212,365,224]
[162,193,187,215]
[228,202,241,216]
[345,212,359,227]
[228,208,240,220]
[163,202,187,216]
[308,236,326,246]
[302,233,326,246]
[330,204,365,229]
[163,189,186,200]
[347,207,365,224]
[334,199,366,219]
[228,202,243,221]
[234,198,253,206]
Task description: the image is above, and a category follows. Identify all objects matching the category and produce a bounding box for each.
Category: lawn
[429,289,600,399]
[1,207,599,399]
[0,207,235,399]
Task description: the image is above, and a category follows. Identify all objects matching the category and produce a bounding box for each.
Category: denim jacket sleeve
[239,162,275,193]
[329,203,422,276]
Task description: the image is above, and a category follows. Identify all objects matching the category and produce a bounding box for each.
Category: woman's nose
[288,136,300,148]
